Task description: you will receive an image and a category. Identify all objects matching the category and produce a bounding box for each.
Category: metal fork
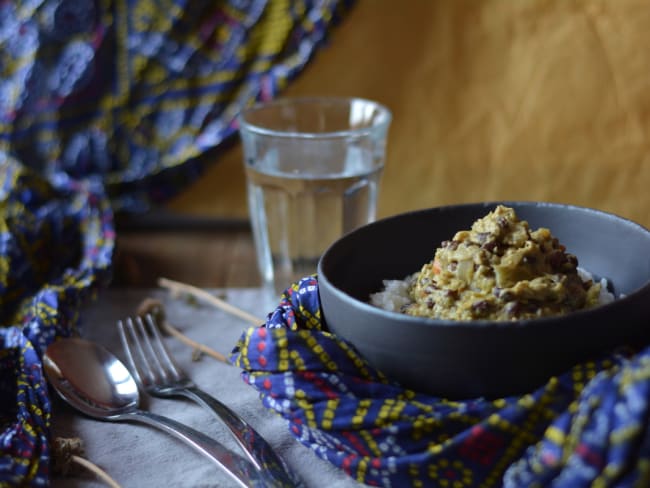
[117,314,300,488]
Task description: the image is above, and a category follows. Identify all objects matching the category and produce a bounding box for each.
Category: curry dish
[405,205,603,321]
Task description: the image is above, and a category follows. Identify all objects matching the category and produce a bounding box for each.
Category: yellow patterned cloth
[0,1,353,484]
[1,0,353,212]
[0,158,114,485]
[232,276,650,488]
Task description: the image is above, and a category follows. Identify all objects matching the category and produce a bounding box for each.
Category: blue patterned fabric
[1,0,352,213]
[0,158,114,485]
[0,1,353,484]
[231,276,650,488]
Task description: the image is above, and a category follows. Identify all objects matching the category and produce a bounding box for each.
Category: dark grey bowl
[317,201,650,399]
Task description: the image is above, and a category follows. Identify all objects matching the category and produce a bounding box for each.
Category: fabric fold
[231,276,650,487]
[0,1,355,483]
[0,159,114,485]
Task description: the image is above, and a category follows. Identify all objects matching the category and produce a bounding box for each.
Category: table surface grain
[113,215,261,289]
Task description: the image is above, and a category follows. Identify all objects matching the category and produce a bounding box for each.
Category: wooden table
[112,212,261,288]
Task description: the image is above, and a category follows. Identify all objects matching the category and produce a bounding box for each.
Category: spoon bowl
[44,337,277,488]
[44,336,139,417]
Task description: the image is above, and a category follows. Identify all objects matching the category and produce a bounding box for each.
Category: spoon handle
[126,410,278,488]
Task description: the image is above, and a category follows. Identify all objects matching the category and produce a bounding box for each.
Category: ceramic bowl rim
[318,200,650,330]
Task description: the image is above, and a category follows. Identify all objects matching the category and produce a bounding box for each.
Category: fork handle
[180,386,299,487]
[125,410,276,488]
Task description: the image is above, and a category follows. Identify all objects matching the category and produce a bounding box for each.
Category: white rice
[370,268,615,314]
[369,273,417,313]
[577,268,616,305]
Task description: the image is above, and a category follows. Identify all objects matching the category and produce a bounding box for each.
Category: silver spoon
[43,337,281,488]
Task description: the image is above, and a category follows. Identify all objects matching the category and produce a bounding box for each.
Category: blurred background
[116,0,650,287]
[167,0,650,223]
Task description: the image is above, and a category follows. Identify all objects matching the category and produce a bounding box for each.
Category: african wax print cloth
[1,0,352,213]
[231,276,650,488]
[0,0,353,485]
[0,158,114,486]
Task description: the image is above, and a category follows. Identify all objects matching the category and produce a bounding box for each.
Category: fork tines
[117,314,183,389]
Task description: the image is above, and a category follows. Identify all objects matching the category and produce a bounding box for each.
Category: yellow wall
[168,0,650,228]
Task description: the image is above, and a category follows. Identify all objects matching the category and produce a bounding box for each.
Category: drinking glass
[238,96,392,295]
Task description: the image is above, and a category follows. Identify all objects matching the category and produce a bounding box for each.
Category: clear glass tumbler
[238,96,392,296]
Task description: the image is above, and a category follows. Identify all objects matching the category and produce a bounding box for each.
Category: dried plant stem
[52,437,121,488]
[159,316,228,363]
[157,277,263,326]
[71,455,121,488]
[136,297,228,363]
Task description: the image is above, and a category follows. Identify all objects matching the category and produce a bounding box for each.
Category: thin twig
[160,316,228,363]
[157,277,263,326]
[136,298,229,363]
[71,456,122,488]
[52,437,121,488]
